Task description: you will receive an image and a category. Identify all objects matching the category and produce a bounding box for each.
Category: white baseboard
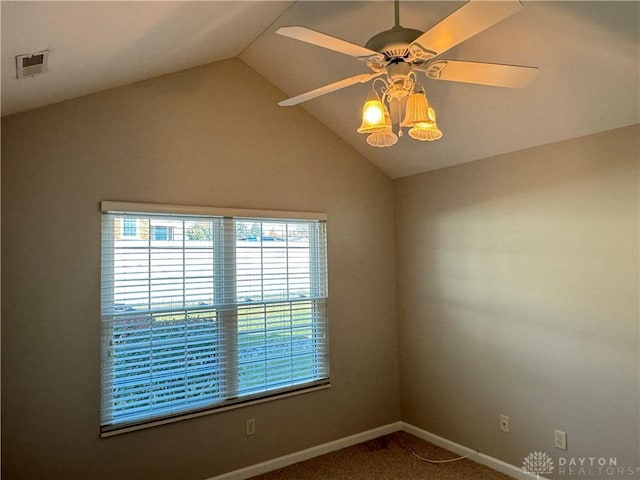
[207,421,548,480]
[401,422,548,480]
[207,422,403,480]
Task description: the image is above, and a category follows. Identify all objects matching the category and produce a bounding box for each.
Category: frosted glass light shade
[408,107,442,141]
[366,114,397,147]
[428,107,437,122]
[408,125,442,141]
[408,122,442,141]
[367,131,398,147]
[357,99,387,133]
[401,92,430,127]
[367,128,398,147]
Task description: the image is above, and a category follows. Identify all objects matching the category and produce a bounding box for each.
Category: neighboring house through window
[151,225,173,241]
[122,218,137,237]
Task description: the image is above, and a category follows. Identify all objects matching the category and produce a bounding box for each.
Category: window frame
[100,201,330,437]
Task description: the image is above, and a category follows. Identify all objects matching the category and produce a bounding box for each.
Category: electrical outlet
[245,418,256,436]
[554,429,567,450]
[499,414,510,433]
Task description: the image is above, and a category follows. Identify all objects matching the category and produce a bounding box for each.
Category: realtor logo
[522,451,555,475]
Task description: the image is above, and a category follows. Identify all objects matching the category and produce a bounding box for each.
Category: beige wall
[1,58,400,479]
[395,125,640,473]
[3,52,638,480]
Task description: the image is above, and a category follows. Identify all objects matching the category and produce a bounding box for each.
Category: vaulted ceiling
[2,1,639,178]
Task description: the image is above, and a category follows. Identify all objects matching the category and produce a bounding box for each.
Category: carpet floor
[250,431,514,479]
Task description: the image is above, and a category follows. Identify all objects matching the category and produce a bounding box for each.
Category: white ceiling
[1,1,292,116]
[2,1,639,179]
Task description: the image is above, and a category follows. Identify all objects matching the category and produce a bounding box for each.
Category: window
[151,225,174,241]
[100,202,329,435]
[122,218,137,237]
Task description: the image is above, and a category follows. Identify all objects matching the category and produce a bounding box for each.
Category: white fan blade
[277,26,383,61]
[409,0,523,60]
[424,60,538,88]
[279,72,382,106]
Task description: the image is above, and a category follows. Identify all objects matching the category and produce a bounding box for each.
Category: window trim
[99,201,330,437]
[100,201,327,221]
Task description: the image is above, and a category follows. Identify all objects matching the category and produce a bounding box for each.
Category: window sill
[100,381,331,438]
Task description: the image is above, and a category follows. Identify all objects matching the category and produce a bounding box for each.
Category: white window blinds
[100,204,328,435]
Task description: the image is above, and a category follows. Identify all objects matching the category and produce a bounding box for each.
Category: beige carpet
[250,431,514,479]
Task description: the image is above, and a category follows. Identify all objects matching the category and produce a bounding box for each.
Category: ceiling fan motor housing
[387,61,411,81]
[365,26,423,60]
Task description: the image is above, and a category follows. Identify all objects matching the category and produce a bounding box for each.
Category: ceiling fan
[276,0,538,147]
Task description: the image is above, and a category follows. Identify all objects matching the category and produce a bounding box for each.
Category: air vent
[15,50,49,79]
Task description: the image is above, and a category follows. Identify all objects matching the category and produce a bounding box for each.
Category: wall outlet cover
[499,414,510,433]
[554,429,567,450]
[246,418,256,436]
